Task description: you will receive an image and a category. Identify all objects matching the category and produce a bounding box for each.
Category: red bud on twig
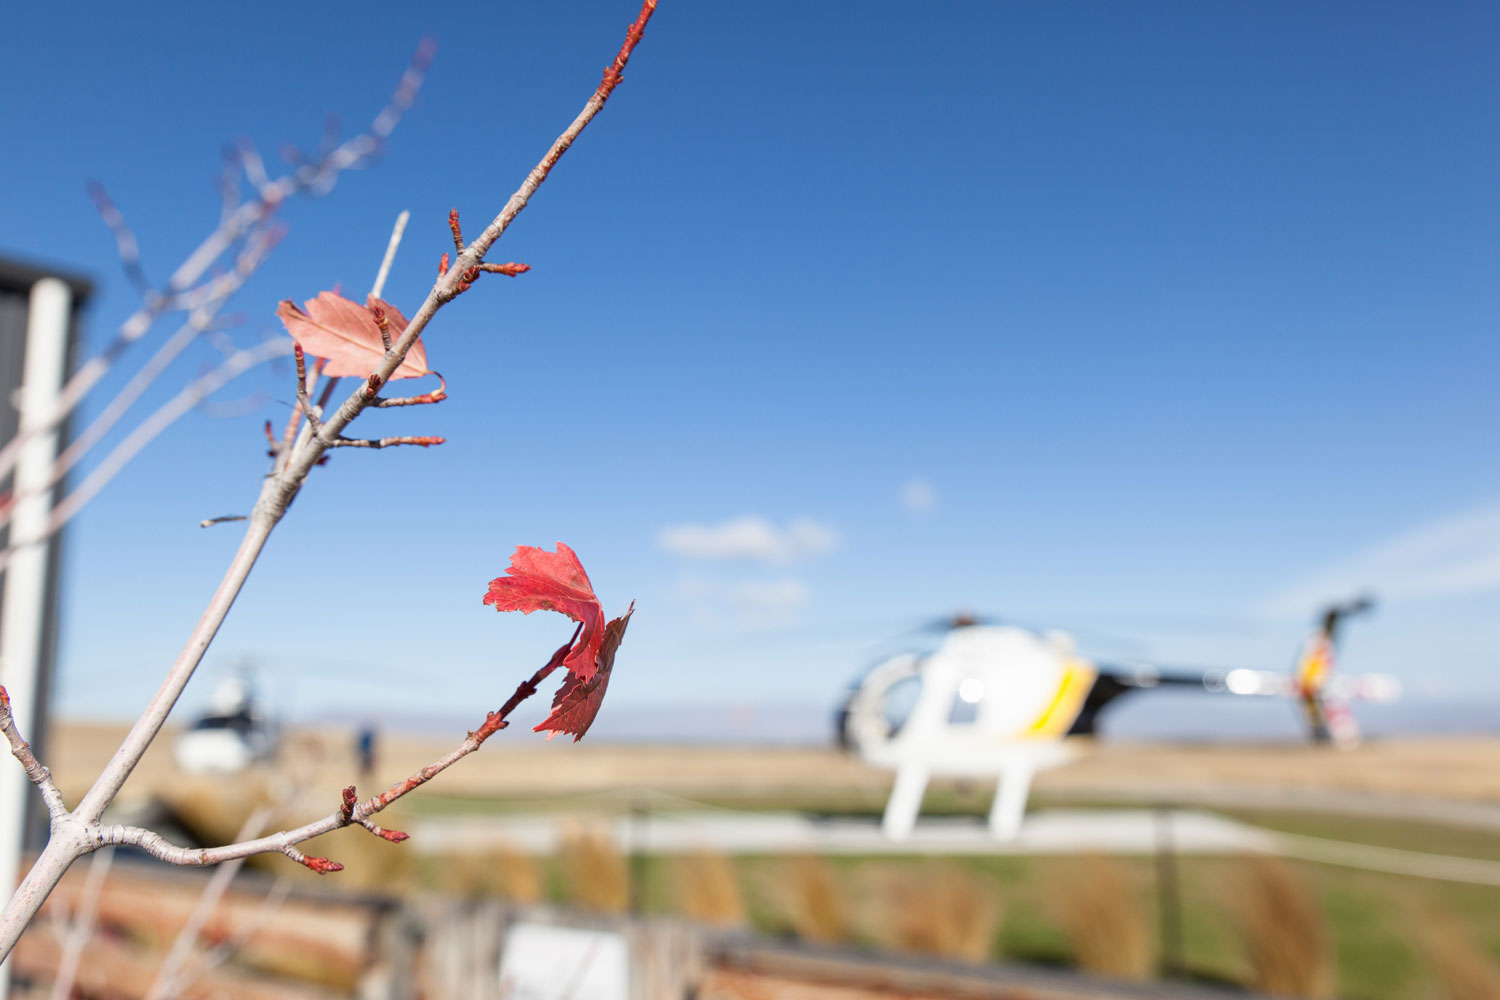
[359,819,410,842]
[371,305,390,350]
[479,262,530,277]
[447,208,465,254]
[599,0,656,99]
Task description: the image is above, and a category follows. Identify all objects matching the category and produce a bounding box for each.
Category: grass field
[43,722,1500,999]
[385,799,1500,1000]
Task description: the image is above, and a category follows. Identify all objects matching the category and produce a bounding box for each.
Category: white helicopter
[837,599,1399,840]
[173,673,279,775]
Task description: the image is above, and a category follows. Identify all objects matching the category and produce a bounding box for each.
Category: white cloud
[899,478,937,514]
[671,573,811,628]
[733,578,811,626]
[657,515,839,564]
[1257,502,1500,616]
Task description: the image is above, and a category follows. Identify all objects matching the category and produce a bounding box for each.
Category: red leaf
[536,603,634,741]
[483,543,605,683]
[275,291,429,380]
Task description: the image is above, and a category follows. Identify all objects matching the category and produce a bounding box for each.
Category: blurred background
[2,2,1498,998]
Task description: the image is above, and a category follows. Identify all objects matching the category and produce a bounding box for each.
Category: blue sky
[3,2,1498,738]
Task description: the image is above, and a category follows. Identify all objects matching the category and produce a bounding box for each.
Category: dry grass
[434,842,543,903]
[558,826,629,914]
[866,862,1000,962]
[1415,907,1500,1000]
[1229,855,1332,998]
[778,855,849,945]
[1047,853,1153,980]
[55,721,1500,811]
[675,849,746,926]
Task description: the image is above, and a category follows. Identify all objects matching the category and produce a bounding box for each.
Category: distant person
[357,724,378,782]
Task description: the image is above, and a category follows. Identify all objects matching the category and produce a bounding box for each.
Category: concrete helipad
[410,807,1279,856]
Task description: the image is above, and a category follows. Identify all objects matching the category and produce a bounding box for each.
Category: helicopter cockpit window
[189,712,255,735]
[881,675,921,737]
[947,676,984,725]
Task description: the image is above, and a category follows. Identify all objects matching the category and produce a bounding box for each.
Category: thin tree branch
[218,146,242,224]
[0,2,655,960]
[143,805,275,1000]
[46,846,113,1000]
[0,338,292,580]
[0,41,433,492]
[0,225,283,539]
[371,374,448,407]
[298,0,658,480]
[326,435,444,449]
[461,0,655,269]
[85,184,154,298]
[0,686,66,825]
[91,630,577,872]
[195,388,271,420]
[293,344,322,436]
[167,879,291,999]
[373,210,410,300]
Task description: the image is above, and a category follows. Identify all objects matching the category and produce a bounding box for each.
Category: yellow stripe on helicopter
[1024,659,1098,737]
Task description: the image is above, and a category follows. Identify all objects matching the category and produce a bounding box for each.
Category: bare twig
[91,627,578,873]
[199,515,248,528]
[195,388,270,420]
[0,223,284,541]
[169,879,291,998]
[0,338,293,579]
[46,846,113,1000]
[372,375,448,407]
[0,686,66,825]
[217,146,242,224]
[85,184,154,297]
[327,434,444,449]
[293,344,322,435]
[0,41,434,493]
[372,210,410,303]
[143,805,274,1000]
[480,261,531,276]
[447,208,466,254]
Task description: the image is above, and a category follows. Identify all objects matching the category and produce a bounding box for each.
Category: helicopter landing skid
[870,740,1073,841]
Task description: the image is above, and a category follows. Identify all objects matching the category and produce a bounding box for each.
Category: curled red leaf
[535,603,634,742]
[275,291,429,380]
[484,543,605,684]
[484,545,633,741]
